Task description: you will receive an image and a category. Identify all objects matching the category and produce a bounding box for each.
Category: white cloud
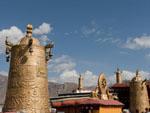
[0,70,8,76]
[0,26,24,54]
[48,55,78,83]
[0,22,52,54]
[107,70,150,85]
[124,35,150,50]
[48,55,76,73]
[48,55,97,86]
[49,69,97,87]
[81,70,98,86]
[59,70,79,83]
[81,21,100,38]
[48,55,150,86]
[39,35,49,42]
[121,70,150,81]
[39,35,51,45]
[33,22,53,35]
[81,21,120,44]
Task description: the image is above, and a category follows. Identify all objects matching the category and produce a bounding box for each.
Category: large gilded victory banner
[3,24,53,113]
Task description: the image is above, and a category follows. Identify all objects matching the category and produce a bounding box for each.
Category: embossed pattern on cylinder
[3,25,51,113]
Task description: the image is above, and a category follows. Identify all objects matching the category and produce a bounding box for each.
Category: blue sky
[1,0,150,85]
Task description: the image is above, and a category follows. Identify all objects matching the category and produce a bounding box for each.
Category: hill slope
[0,75,78,104]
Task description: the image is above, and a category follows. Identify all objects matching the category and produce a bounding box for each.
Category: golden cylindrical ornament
[3,24,52,113]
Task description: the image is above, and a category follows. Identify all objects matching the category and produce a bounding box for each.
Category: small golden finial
[26,24,33,37]
[115,68,122,75]
[115,68,122,84]
[78,74,83,91]
[79,74,82,78]
[116,68,120,73]
[136,69,139,76]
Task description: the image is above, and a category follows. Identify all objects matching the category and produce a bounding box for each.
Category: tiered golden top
[132,70,142,82]
[19,24,40,45]
[26,24,33,36]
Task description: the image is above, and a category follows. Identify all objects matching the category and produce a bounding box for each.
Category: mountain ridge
[0,75,79,104]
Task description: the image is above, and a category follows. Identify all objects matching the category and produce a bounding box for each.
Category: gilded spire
[136,69,139,76]
[78,74,83,91]
[26,24,33,37]
[116,68,121,74]
[115,68,122,84]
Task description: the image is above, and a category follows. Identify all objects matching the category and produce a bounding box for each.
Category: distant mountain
[0,74,96,104]
[0,75,79,104]
[48,82,78,97]
[0,75,7,104]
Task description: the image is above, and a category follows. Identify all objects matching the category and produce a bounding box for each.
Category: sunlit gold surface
[3,25,51,113]
[19,37,40,45]
[98,73,108,100]
[93,73,113,100]
[78,75,83,91]
[130,71,150,113]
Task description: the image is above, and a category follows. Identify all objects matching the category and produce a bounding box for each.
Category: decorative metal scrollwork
[45,42,54,61]
[5,36,13,62]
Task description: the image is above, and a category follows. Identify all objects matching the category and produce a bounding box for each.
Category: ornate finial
[79,74,82,78]
[136,69,139,76]
[26,24,33,37]
[115,68,122,84]
[116,68,120,73]
[26,24,33,53]
[5,36,13,47]
[78,74,83,91]
[45,42,54,61]
[115,68,122,74]
[5,36,13,62]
